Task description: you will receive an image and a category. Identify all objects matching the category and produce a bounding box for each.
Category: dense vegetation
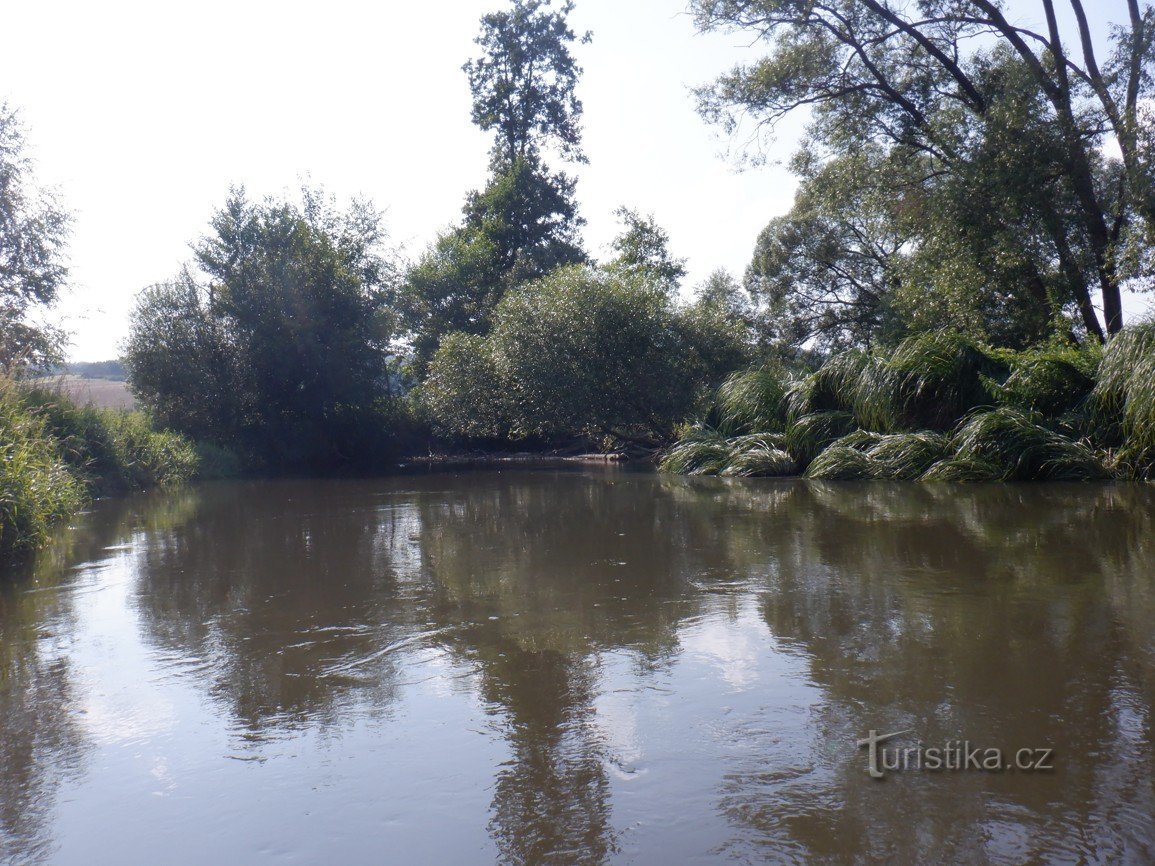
[0,379,203,558]
[661,327,1155,481]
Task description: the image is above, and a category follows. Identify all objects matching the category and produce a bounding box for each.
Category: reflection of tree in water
[403,470,722,865]
[0,492,198,864]
[132,481,423,735]
[668,480,1155,864]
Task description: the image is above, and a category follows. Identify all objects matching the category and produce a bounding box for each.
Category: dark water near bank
[1,471,1154,865]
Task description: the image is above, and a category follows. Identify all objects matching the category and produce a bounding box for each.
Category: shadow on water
[0,470,1153,864]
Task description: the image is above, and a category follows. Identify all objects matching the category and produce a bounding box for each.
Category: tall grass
[2,380,206,559]
[663,323,1155,483]
[714,364,792,434]
[21,387,199,493]
[0,380,85,555]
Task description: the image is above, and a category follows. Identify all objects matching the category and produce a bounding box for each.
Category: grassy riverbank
[0,378,211,559]
[662,325,1155,482]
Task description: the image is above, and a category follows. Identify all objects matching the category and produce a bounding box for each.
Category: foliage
[420,332,510,440]
[125,188,399,471]
[694,1,1155,343]
[0,378,83,555]
[946,409,1109,482]
[994,343,1100,418]
[400,163,586,374]
[0,103,71,370]
[425,265,740,444]
[464,0,591,165]
[713,363,791,435]
[784,411,856,471]
[866,332,1004,432]
[658,425,734,475]
[608,207,687,293]
[21,387,199,493]
[1,379,206,558]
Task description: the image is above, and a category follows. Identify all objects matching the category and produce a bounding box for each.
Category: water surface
[1,470,1153,864]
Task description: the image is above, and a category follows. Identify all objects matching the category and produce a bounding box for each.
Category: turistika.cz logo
[856,729,1055,779]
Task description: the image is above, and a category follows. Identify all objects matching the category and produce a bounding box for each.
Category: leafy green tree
[125,188,398,470]
[402,0,591,371]
[464,0,591,164]
[693,0,1155,340]
[0,103,70,370]
[423,265,745,444]
[608,207,687,293]
[400,154,586,370]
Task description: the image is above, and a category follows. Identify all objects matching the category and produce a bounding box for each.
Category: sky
[2,0,803,361]
[3,0,1149,361]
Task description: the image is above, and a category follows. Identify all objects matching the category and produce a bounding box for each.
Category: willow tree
[694,0,1155,341]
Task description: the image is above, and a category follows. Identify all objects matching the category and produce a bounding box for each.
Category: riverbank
[0,378,207,560]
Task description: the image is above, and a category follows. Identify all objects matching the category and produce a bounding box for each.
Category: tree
[0,103,70,370]
[402,0,592,371]
[125,187,398,470]
[399,154,586,370]
[693,0,1155,340]
[464,0,592,165]
[608,207,687,293]
[423,265,745,444]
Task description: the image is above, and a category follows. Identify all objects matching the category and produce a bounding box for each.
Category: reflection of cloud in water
[680,603,773,692]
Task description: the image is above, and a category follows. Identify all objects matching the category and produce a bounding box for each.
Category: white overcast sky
[3,0,1148,361]
[3,0,804,361]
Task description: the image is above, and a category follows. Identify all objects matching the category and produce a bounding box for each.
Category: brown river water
[1,469,1153,864]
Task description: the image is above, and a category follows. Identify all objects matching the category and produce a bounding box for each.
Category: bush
[427,265,736,445]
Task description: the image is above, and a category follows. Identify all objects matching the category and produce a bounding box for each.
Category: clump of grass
[1093,322,1155,416]
[0,379,85,555]
[868,431,953,480]
[1120,352,1155,475]
[809,350,870,414]
[785,411,856,470]
[869,331,1003,432]
[804,444,875,480]
[784,377,817,425]
[920,455,1004,482]
[947,408,1110,481]
[714,364,792,434]
[720,440,796,477]
[659,425,734,475]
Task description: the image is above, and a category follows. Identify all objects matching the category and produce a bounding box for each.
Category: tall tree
[401,0,591,371]
[0,103,70,370]
[464,0,591,165]
[693,0,1155,340]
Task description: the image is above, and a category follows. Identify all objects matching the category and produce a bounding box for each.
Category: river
[1,469,1153,864]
